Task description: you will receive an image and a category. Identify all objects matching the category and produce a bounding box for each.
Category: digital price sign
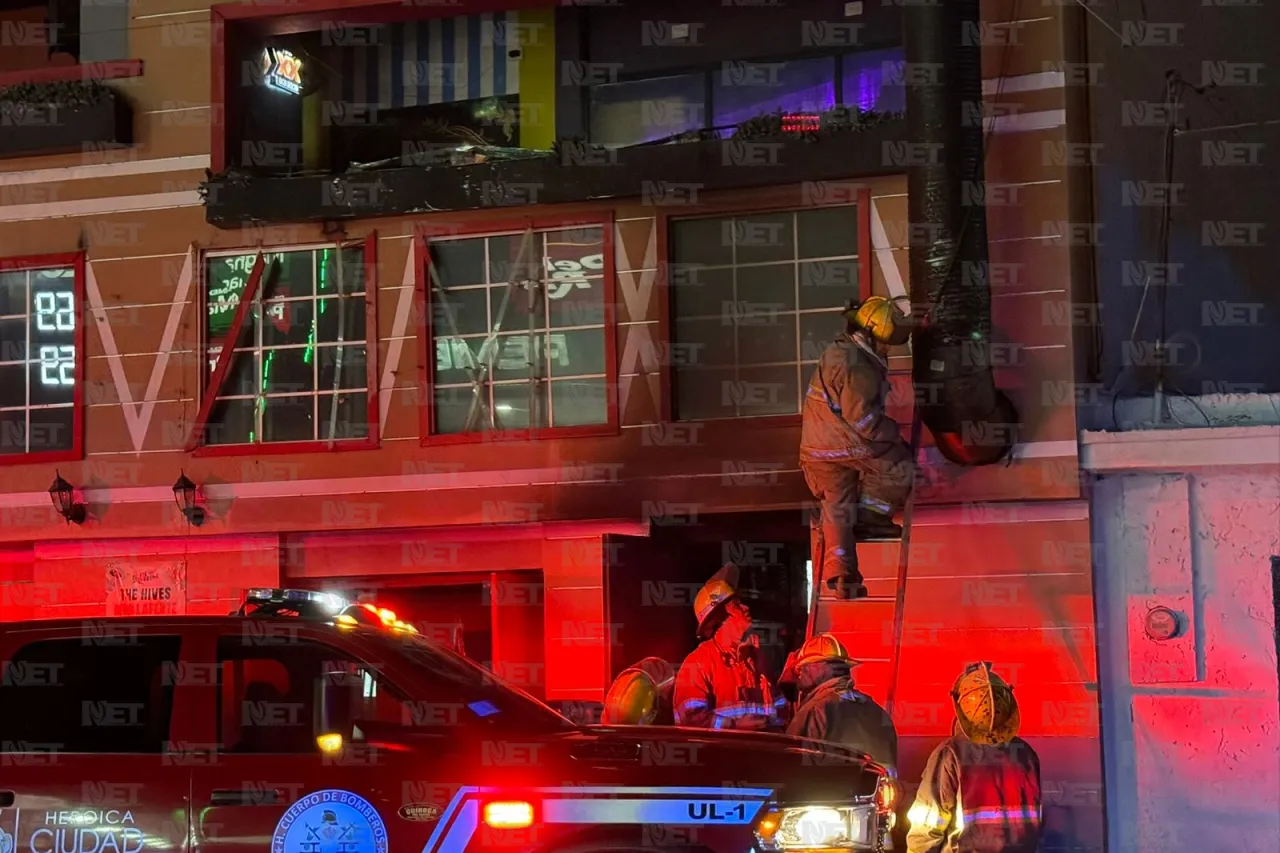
[0,266,77,453]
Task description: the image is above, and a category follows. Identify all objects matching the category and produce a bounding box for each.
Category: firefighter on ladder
[800,296,916,600]
[673,564,790,731]
[905,663,1043,853]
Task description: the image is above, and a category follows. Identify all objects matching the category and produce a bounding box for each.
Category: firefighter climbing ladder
[804,409,925,719]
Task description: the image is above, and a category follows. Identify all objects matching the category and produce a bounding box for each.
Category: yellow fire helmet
[845,295,912,347]
[951,661,1021,746]
[601,658,675,726]
[795,633,854,668]
[693,563,741,639]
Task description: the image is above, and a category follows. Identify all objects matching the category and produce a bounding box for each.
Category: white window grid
[669,207,860,420]
[429,227,609,432]
[0,266,76,454]
[202,245,369,444]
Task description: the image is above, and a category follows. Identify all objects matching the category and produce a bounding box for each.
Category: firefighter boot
[853,507,903,540]
[825,574,869,601]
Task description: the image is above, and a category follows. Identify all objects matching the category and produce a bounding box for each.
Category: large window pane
[590,74,707,147]
[669,206,861,420]
[203,245,371,446]
[428,226,611,433]
[713,57,836,127]
[842,48,906,114]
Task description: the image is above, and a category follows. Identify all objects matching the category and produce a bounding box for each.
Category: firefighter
[673,564,790,731]
[601,657,676,726]
[801,296,915,600]
[783,633,898,772]
[905,663,1043,853]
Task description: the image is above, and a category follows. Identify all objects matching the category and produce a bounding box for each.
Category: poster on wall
[106,562,188,617]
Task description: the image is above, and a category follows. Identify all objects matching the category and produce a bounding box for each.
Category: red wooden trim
[211,10,227,174]
[411,236,430,443]
[0,59,143,88]
[418,214,622,446]
[858,187,873,302]
[192,437,377,458]
[187,251,264,452]
[0,251,86,468]
[360,232,381,448]
[653,212,673,424]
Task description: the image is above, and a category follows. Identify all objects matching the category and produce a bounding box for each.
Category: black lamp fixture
[173,471,206,527]
[48,471,87,525]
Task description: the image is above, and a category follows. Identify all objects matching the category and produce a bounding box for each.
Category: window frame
[658,187,873,425]
[0,629,186,755]
[191,234,380,457]
[212,632,415,755]
[0,251,86,467]
[414,213,620,446]
[584,45,905,147]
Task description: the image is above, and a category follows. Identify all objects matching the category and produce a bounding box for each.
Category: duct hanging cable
[904,0,1018,466]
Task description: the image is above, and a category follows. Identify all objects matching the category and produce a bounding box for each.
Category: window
[669,205,861,420]
[589,73,706,147]
[202,244,372,447]
[216,636,413,754]
[426,225,611,435]
[0,256,80,459]
[0,635,182,754]
[587,48,905,148]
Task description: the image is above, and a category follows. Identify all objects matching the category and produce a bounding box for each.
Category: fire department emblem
[272,790,388,853]
[0,826,13,853]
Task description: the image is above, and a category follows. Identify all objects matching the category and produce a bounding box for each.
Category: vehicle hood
[445,725,882,803]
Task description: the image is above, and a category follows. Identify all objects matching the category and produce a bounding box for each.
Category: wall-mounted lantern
[262,47,304,95]
[173,472,207,527]
[48,471,86,525]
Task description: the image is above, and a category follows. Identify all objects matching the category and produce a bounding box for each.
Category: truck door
[188,628,440,853]
[0,626,193,853]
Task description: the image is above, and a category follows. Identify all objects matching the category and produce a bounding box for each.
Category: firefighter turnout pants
[802,444,914,583]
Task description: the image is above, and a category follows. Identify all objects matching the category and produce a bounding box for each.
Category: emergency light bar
[238,588,418,634]
[244,587,347,613]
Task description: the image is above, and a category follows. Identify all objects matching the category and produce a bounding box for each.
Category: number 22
[35,291,75,332]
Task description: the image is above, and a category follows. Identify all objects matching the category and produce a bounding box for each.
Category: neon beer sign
[263,47,303,95]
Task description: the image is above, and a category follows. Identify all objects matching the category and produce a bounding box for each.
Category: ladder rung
[817,595,897,604]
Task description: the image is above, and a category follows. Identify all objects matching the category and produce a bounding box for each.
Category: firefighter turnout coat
[674,637,790,731]
[800,333,904,464]
[786,660,898,772]
[905,733,1043,853]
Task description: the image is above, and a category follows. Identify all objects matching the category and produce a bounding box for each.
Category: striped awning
[336,12,522,110]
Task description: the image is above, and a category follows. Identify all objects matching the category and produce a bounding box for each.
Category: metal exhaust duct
[904,0,1018,466]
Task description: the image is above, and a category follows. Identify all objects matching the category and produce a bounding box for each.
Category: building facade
[1,1,1213,851]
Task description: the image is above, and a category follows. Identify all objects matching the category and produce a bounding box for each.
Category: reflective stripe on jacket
[905,735,1043,853]
[800,333,902,463]
[673,639,790,732]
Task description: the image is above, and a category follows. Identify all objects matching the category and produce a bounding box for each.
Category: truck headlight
[754,804,877,850]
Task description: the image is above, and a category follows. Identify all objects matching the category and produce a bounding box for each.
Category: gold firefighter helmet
[601,658,674,726]
[795,633,854,668]
[693,563,741,639]
[951,661,1021,746]
[845,296,912,347]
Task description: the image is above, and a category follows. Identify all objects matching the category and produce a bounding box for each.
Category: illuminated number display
[0,264,77,455]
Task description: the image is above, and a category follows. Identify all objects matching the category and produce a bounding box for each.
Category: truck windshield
[367,630,576,734]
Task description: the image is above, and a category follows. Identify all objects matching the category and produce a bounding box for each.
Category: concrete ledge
[1080,425,1280,473]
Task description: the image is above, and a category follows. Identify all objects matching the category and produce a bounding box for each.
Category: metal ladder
[804,413,924,718]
